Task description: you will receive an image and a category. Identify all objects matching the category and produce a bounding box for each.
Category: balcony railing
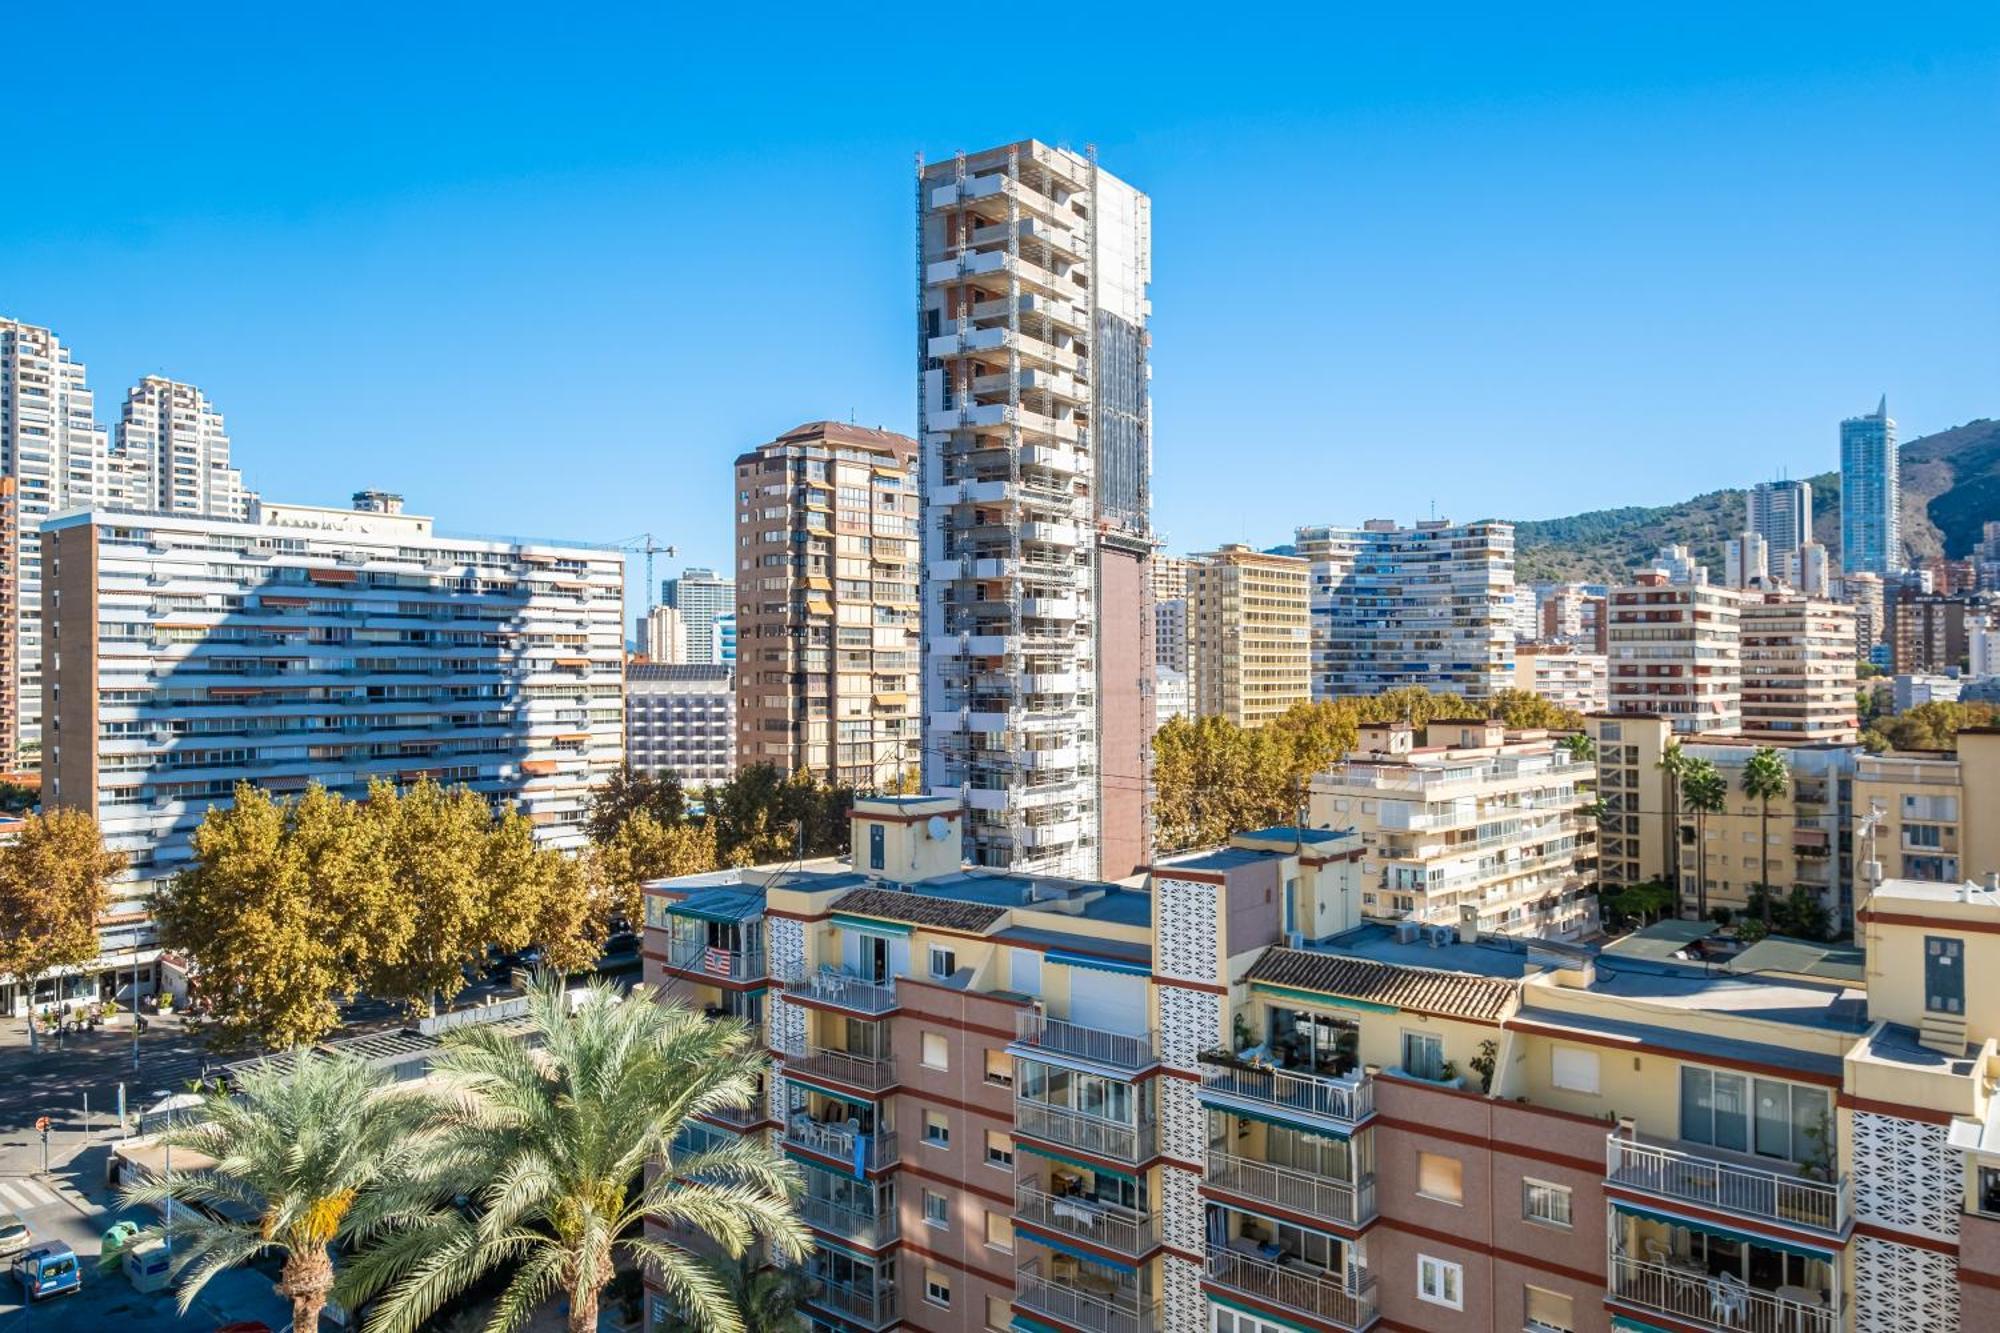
[1205,1150,1377,1227]
[1198,1056,1375,1130]
[1016,1182,1159,1256]
[800,1193,898,1247]
[783,1118,898,1171]
[1606,1135,1848,1235]
[1014,1010,1159,1071]
[804,1275,899,1330]
[1608,1254,1833,1333]
[779,962,900,1014]
[780,1044,898,1093]
[1014,1099,1158,1163]
[1205,1249,1378,1331]
[1014,1259,1158,1333]
[666,936,766,981]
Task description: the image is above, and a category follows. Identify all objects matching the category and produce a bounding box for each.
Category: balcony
[778,963,899,1015]
[1014,1011,1159,1072]
[1198,1054,1375,1133]
[1014,1258,1159,1333]
[664,936,766,982]
[799,1193,898,1248]
[804,1275,899,1331]
[1607,1253,1834,1333]
[1204,1249,1378,1331]
[780,1044,898,1094]
[1605,1134,1849,1237]
[1205,1150,1377,1228]
[783,1118,899,1171]
[1014,1100,1158,1164]
[1016,1182,1160,1257]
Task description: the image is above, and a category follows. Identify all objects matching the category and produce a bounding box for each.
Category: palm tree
[1656,741,1688,912]
[346,976,806,1333]
[118,1052,425,1332]
[659,1255,807,1333]
[1558,732,1595,763]
[1680,757,1728,921]
[1740,747,1790,929]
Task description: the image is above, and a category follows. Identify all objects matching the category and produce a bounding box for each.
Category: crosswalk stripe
[0,1178,58,1209]
[0,1181,28,1210]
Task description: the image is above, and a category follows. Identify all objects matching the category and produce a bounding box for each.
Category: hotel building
[625,663,736,786]
[1189,544,1311,728]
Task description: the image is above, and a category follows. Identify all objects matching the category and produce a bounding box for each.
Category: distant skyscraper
[661,567,734,666]
[642,605,688,663]
[114,375,248,518]
[1189,544,1310,727]
[919,139,1154,877]
[1840,397,1900,576]
[1748,479,1812,564]
[1724,531,1769,589]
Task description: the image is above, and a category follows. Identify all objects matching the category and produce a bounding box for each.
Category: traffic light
[34,1115,50,1135]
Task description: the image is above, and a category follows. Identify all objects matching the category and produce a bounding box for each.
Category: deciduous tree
[585,767,688,846]
[364,779,510,1017]
[0,808,122,1047]
[596,812,719,927]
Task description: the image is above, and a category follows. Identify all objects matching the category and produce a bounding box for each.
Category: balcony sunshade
[1045,949,1149,977]
[667,890,763,924]
[1205,1194,1354,1245]
[831,913,913,938]
[1195,1099,1359,1140]
[1610,1198,1839,1259]
[1012,1138,1138,1184]
[1012,1226,1137,1274]
[1610,1319,1676,1333]
[1207,1294,1321,1333]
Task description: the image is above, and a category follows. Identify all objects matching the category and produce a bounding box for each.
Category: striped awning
[1014,1225,1136,1274]
[1611,1198,1839,1259]
[1046,949,1149,977]
[1012,1138,1137,1184]
[831,913,911,938]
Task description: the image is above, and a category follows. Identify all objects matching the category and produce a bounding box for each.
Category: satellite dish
[927,815,951,841]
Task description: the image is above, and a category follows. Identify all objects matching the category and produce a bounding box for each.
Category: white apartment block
[1740,594,1859,742]
[661,567,733,666]
[1153,595,1188,674]
[114,375,248,519]
[1310,718,1598,940]
[1606,573,1742,734]
[42,496,624,996]
[1299,519,1515,701]
[919,139,1153,877]
[1512,642,1608,713]
[625,664,735,786]
[642,604,689,663]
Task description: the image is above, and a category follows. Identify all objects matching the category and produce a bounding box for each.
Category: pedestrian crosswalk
[0,1176,60,1212]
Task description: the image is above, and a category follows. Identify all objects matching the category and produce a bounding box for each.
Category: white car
[0,1213,29,1259]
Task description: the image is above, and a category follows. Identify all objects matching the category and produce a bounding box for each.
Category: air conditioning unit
[1394,919,1421,944]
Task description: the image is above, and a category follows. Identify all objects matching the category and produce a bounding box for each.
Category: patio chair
[1711,1273,1750,1323]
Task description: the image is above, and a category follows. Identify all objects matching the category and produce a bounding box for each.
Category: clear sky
[5,4,1994,600]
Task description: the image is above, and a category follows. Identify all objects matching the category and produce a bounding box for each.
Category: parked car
[0,1212,28,1258]
[11,1241,80,1301]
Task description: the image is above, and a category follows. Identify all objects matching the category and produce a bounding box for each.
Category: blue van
[11,1242,81,1301]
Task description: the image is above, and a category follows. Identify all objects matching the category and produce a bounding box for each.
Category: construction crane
[615,533,678,612]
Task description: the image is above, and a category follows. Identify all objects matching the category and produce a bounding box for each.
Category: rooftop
[1157,846,1287,875]
[626,663,733,683]
[1511,1002,1851,1080]
[1247,946,1519,1023]
[1318,922,1553,980]
[1600,919,1722,964]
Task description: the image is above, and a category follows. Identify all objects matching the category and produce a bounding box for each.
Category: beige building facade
[1607,572,1742,733]
[1189,544,1310,727]
[1741,593,1859,742]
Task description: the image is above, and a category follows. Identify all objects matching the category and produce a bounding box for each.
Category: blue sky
[5,4,1995,598]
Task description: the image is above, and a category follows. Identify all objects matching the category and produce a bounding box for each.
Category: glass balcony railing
[799,1194,898,1248]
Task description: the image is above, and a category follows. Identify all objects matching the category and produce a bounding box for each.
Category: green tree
[1656,741,1689,909]
[704,765,853,868]
[1487,689,1585,732]
[156,784,397,1050]
[344,978,806,1333]
[120,1052,424,1332]
[1558,732,1596,763]
[0,808,124,1048]
[0,779,37,814]
[586,767,688,846]
[1864,701,2000,753]
[1680,758,1728,921]
[1740,747,1790,929]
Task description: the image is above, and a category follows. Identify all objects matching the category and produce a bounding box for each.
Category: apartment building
[1189,544,1310,727]
[918,139,1155,878]
[1155,592,1189,676]
[0,478,14,763]
[1852,731,2000,887]
[640,604,688,663]
[1740,594,1858,742]
[624,663,735,786]
[34,494,623,1010]
[1749,478,1813,565]
[735,421,920,791]
[1585,713,1673,893]
[1606,572,1742,734]
[1724,531,1770,590]
[113,375,249,519]
[662,567,735,666]
[1538,582,1608,651]
[1155,665,1190,726]
[1299,519,1516,701]
[1309,719,1598,940]
[1888,591,1981,675]
[1674,737,1861,925]
[1513,642,1609,714]
[1840,396,1900,576]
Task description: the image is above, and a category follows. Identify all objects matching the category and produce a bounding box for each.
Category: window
[1401,1030,1444,1081]
[987,1296,1011,1330]
[922,1032,949,1070]
[1523,1179,1572,1228]
[930,945,957,979]
[985,1049,1014,1087]
[1551,1047,1599,1095]
[923,1190,949,1229]
[1680,1067,1830,1165]
[1417,1151,1462,1204]
[925,1268,951,1308]
[985,1210,1013,1250]
[923,1110,950,1146]
[985,1130,1013,1168]
[1417,1256,1463,1310]
[869,822,885,870]
[1525,1285,1574,1332]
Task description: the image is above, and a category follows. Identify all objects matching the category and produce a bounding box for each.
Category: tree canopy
[1864,701,1999,753]
[0,809,123,1036]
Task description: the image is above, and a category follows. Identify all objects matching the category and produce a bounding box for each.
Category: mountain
[1511,417,2000,585]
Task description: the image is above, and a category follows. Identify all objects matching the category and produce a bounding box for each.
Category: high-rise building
[1970,612,2000,679]
[1840,396,1900,575]
[1748,478,1813,564]
[1723,530,1769,589]
[1647,542,1708,586]
[1887,590,1981,675]
[919,139,1154,877]
[1151,553,1190,674]
[1740,594,1858,742]
[1512,642,1608,713]
[41,495,624,1002]
[1973,522,2000,592]
[1789,538,1833,595]
[1299,519,1515,700]
[1841,569,1886,660]
[734,421,920,791]
[624,664,735,786]
[641,604,688,663]
[661,567,734,667]
[113,375,248,519]
[1606,572,1742,733]
[1188,544,1310,727]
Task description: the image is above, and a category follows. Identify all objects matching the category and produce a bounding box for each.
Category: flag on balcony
[705,947,732,977]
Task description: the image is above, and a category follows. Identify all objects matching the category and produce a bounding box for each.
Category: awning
[806,1234,884,1264]
[1199,1100,1357,1140]
[1046,949,1149,977]
[1610,1198,1839,1259]
[1610,1319,1676,1333]
[1013,1225,1136,1274]
[1251,981,1398,1015]
[831,913,912,938]
[1012,1138,1138,1184]
[668,890,763,924]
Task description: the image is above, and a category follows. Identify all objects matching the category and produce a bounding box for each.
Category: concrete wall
[1097,540,1154,879]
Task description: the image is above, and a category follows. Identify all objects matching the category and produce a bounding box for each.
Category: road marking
[0,1177,58,1209]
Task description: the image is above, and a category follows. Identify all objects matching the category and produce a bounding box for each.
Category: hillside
[1512,418,2000,584]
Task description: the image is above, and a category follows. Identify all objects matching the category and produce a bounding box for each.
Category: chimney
[353,489,404,515]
